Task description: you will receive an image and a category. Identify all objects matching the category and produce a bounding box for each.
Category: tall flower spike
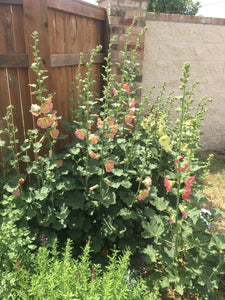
[164,175,172,193]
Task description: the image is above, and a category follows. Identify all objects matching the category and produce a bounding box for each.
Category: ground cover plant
[0,22,225,298]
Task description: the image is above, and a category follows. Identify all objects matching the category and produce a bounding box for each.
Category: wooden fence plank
[0,54,28,67]
[51,52,105,67]
[48,0,106,21]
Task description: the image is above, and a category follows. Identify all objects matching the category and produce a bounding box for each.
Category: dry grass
[201,152,225,234]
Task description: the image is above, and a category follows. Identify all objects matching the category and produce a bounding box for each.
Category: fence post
[23,0,52,104]
[97,0,148,101]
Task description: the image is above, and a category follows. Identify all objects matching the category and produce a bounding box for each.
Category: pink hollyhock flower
[137,190,149,200]
[125,114,133,124]
[97,117,103,128]
[89,134,100,145]
[185,175,196,188]
[105,159,115,172]
[15,260,21,268]
[164,175,172,193]
[50,128,60,139]
[106,116,115,126]
[12,188,20,197]
[18,178,24,185]
[182,186,192,200]
[122,82,129,94]
[181,210,188,219]
[55,159,63,168]
[143,176,152,188]
[180,163,189,172]
[30,104,41,117]
[41,100,53,114]
[37,117,52,129]
[129,100,136,109]
[75,128,86,140]
[168,218,174,225]
[89,151,100,160]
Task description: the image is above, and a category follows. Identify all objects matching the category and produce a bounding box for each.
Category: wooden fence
[0,0,108,155]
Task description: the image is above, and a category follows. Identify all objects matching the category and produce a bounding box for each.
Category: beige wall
[142,18,225,151]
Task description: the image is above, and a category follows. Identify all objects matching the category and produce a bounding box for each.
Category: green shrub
[1,239,159,299]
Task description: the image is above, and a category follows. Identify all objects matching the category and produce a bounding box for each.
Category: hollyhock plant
[37,117,52,129]
[105,159,114,172]
[122,82,129,94]
[137,190,149,201]
[168,218,174,225]
[75,128,86,140]
[41,99,53,114]
[30,104,41,117]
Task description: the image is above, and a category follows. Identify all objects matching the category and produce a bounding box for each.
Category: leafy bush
[0,23,224,298]
[1,239,159,299]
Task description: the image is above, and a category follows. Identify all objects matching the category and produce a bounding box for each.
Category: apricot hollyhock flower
[89,134,100,145]
[37,117,52,129]
[143,176,152,188]
[106,116,115,126]
[125,114,133,124]
[12,188,20,197]
[122,82,129,94]
[50,128,60,139]
[109,124,118,140]
[89,151,100,160]
[97,117,103,128]
[75,128,86,140]
[30,104,41,117]
[41,100,53,114]
[89,184,99,191]
[55,159,63,168]
[137,190,149,200]
[105,159,115,172]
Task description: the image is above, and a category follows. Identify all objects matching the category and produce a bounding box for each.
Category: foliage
[0,23,224,298]
[1,239,159,299]
[147,0,200,15]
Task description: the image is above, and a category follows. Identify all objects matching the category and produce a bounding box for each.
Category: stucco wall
[142,14,225,151]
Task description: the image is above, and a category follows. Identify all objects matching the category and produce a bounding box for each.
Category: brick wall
[97,0,148,100]
[96,0,225,151]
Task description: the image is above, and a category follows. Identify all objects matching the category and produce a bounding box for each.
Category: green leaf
[69,147,80,155]
[142,245,158,263]
[0,140,6,147]
[112,168,124,176]
[102,191,116,208]
[142,215,164,238]
[144,207,155,218]
[151,197,168,211]
[64,190,85,209]
[34,186,49,201]
[20,142,30,151]
[19,155,31,162]
[33,142,42,153]
[175,283,185,295]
